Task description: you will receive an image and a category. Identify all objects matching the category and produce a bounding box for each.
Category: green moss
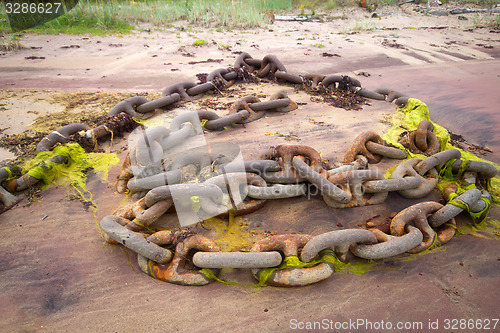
[383,98,449,154]
[200,268,238,286]
[202,214,264,252]
[383,98,500,206]
[23,143,119,200]
[254,250,376,287]
[456,219,500,239]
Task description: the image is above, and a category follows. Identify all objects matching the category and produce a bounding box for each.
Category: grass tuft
[471,14,500,29]
[192,39,207,46]
[352,19,376,32]
[0,33,22,51]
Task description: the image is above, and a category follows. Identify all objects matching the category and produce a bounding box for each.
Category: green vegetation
[325,0,340,10]
[0,0,134,35]
[192,39,207,46]
[217,42,231,50]
[0,0,295,35]
[352,19,376,32]
[311,42,326,47]
[471,14,500,29]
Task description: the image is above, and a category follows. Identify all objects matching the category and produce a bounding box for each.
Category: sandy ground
[1,3,500,332]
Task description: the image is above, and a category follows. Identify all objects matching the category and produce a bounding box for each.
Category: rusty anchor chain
[300,229,377,262]
[389,201,454,253]
[250,234,336,287]
[257,54,287,78]
[323,170,389,209]
[344,131,407,164]
[390,158,439,199]
[104,145,494,287]
[36,123,90,153]
[137,231,221,286]
[374,88,410,107]
[2,52,497,288]
[399,120,440,156]
[94,54,496,287]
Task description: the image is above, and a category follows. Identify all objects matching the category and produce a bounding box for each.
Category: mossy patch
[201,213,267,252]
[455,219,500,240]
[383,98,500,206]
[23,143,119,202]
[383,98,500,240]
[192,39,207,46]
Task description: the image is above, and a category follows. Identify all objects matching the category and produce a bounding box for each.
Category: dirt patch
[32,91,160,133]
[0,90,164,163]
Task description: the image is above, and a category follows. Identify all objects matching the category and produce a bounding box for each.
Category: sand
[1,3,499,332]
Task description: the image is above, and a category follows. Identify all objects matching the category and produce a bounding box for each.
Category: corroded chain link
[1,53,498,288]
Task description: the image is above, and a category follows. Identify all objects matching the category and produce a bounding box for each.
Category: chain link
[138,231,221,286]
[292,156,350,203]
[323,169,388,208]
[374,88,409,104]
[100,215,173,263]
[36,123,90,153]
[390,158,439,199]
[250,234,335,287]
[300,229,377,262]
[452,159,498,180]
[351,226,423,260]
[136,93,181,114]
[344,131,405,164]
[193,251,282,269]
[414,149,461,175]
[257,54,286,78]
[390,201,448,253]
[429,188,481,227]
[400,120,440,156]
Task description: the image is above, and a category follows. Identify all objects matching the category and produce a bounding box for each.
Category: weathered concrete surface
[1,8,499,333]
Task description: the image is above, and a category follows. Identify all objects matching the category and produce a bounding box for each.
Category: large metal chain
[1,53,498,288]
